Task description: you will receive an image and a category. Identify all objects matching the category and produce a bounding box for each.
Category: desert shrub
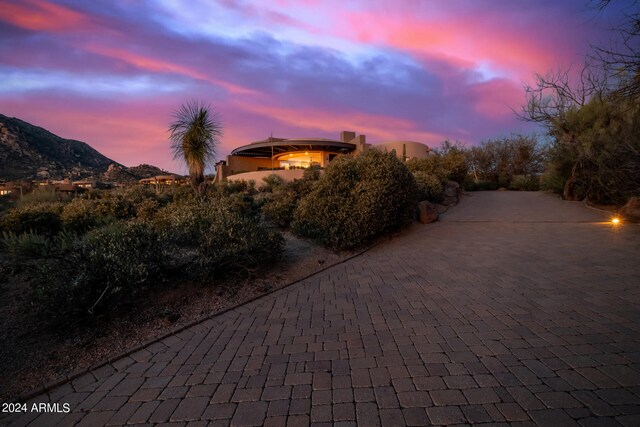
[214,180,249,196]
[435,140,469,184]
[118,185,157,204]
[247,180,257,194]
[545,98,640,203]
[407,141,468,185]
[467,135,547,188]
[406,156,448,182]
[262,189,298,228]
[1,230,48,259]
[509,175,540,191]
[303,165,322,181]
[30,221,162,320]
[155,196,284,275]
[406,154,452,202]
[94,196,135,220]
[262,171,320,229]
[413,171,444,202]
[61,198,107,233]
[0,203,63,236]
[261,174,284,192]
[292,150,417,250]
[540,169,566,195]
[18,190,71,207]
[135,198,161,221]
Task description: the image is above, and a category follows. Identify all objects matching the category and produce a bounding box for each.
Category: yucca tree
[169,101,222,198]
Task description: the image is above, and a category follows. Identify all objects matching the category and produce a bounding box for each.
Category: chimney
[340,131,356,143]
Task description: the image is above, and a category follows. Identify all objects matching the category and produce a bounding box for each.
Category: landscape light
[611,217,621,225]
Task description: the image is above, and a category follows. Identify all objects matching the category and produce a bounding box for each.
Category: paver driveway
[3,191,640,426]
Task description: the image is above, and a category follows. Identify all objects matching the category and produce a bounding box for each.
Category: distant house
[72,179,113,190]
[0,181,11,196]
[139,175,185,186]
[55,183,85,195]
[216,130,431,185]
[0,181,34,197]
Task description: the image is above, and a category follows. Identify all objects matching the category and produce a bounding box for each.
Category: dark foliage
[292,150,417,250]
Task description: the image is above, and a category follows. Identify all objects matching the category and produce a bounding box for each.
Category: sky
[0,0,631,173]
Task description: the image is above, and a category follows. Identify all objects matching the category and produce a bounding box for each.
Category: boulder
[620,197,640,222]
[442,180,461,206]
[418,200,438,224]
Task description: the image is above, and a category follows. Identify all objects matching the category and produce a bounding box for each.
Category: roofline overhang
[231,139,356,158]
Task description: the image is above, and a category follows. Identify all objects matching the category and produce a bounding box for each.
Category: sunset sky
[0,0,630,173]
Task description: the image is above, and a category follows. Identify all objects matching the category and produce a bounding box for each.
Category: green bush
[540,169,566,195]
[435,140,469,184]
[406,156,448,182]
[262,189,298,228]
[508,175,540,191]
[1,230,48,259]
[262,172,319,229]
[303,165,322,181]
[61,198,107,233]
[135,198,161,221]
[261,174,284,192]
[17,190,71,207]
[0,203,63,236]
[213,180,249,196]
[94,196,135,220]
[117,185,158,204]
[30,221,162,319]
[413,171,444,202]
[407,142,468,185]
[155,196,284,275]
[466,135,547,189]
[292,150,417,250]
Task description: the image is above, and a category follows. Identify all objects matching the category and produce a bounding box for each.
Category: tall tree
[169,101,222,198]
[593,0,640,98]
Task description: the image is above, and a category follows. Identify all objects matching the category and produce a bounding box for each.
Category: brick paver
[2,191,639,425]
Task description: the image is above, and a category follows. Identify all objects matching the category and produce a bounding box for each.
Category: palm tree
[169,101,222,198]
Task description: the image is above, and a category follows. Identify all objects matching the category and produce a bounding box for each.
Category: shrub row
[1,187,284,322]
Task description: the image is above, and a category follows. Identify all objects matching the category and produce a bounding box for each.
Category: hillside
[0,114,169,181]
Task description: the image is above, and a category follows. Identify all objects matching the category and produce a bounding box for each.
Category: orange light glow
[612,217,621,225]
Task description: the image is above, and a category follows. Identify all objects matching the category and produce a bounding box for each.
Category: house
[0,181,11,196]
[139,175,185,186]
[217,131,431,185]
[0,181,34,197]
[72,180,110,189]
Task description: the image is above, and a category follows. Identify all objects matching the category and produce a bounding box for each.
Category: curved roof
[231,137,356,158]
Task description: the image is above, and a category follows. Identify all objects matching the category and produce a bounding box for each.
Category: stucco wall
[373,141,431,159]
[227,156,275,174]
[227,169,307,187]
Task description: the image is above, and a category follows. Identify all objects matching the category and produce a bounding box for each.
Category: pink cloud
[0,0,92,32]
[331,7,583,80]
[467,78,525,119]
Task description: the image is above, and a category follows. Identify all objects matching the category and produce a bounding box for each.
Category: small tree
[169,101,222,198]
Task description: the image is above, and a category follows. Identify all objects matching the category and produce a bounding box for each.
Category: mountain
[100,163,169,183]
[0,114,171,181]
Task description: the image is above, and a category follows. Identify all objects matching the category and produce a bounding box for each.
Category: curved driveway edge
[3,191,640,426]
